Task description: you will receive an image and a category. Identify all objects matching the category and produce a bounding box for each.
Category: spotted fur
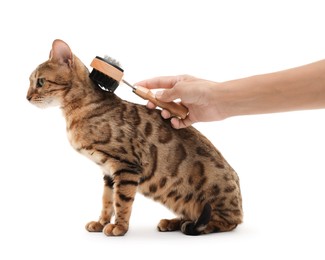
[26,39,243,236]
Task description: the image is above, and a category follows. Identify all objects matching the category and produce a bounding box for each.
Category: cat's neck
[60,58,122,118]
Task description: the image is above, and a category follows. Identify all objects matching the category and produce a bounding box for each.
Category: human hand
[136,75,223,129]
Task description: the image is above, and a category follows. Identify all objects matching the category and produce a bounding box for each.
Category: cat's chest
[67,129,97,159]
[66,127,116,173]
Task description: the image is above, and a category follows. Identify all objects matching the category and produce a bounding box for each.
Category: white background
[1,0,325,259]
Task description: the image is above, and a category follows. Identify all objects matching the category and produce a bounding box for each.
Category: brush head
[89,56,124,92]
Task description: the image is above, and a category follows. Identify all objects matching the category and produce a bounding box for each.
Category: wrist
[202,81,233,121]
[214,76,259,119]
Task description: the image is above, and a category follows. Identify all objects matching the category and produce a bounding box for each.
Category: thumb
[155,88,178,102]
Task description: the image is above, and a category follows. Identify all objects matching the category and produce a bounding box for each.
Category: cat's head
[27,39,77,108]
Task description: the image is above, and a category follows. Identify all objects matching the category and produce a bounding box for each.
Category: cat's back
[125,103,236,188]
[134,103,229,168]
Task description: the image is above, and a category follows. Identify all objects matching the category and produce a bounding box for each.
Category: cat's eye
[36,78,45,88]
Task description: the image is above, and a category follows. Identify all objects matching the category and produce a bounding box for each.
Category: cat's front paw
[85,221,104,232]
[103,223,128,236]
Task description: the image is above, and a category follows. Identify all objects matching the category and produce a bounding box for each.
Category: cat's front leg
[86,175,114,232]
[103,169,139,236]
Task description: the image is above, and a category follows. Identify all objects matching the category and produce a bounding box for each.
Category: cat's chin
[31,99,60,109]
[33,103,51,109]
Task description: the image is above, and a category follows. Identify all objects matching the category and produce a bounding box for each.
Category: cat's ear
[49,39,73,67]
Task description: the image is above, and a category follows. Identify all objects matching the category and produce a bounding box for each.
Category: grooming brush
[89,56,189,119]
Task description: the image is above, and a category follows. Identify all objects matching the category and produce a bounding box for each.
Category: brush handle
[134,86,189,119]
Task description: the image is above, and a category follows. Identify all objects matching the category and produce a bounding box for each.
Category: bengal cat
[26,39,243,236]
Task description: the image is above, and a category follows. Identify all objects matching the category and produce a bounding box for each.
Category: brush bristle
[89,56,124,92]
[103,55,121,68]
[89,69,119,92]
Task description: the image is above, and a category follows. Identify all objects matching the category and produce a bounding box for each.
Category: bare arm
[224,60,325,117]
[136,60,325,129]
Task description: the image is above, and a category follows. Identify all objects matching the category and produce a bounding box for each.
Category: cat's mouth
[27,95,58,108]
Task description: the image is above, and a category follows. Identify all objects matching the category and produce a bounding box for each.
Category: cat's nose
[26,95,32,101]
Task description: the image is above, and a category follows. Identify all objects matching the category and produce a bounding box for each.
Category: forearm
[220,60,325,118]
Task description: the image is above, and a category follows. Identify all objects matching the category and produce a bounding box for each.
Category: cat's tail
[181,203,212,236]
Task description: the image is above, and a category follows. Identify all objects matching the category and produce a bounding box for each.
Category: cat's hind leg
[201,212,239,234]
[180,203,212,235]
[86,175,114,232]
[192,210,239,234]
[181,204,239,235]
[158,204,214,235]
[157,218,182,232]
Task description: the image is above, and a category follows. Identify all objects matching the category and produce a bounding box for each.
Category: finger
[161,109,171,119]
[146,101,157,109]
[155,88,179,102]
[170,116,194,129]
[147,101,175,119]
[135,76,179,90]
